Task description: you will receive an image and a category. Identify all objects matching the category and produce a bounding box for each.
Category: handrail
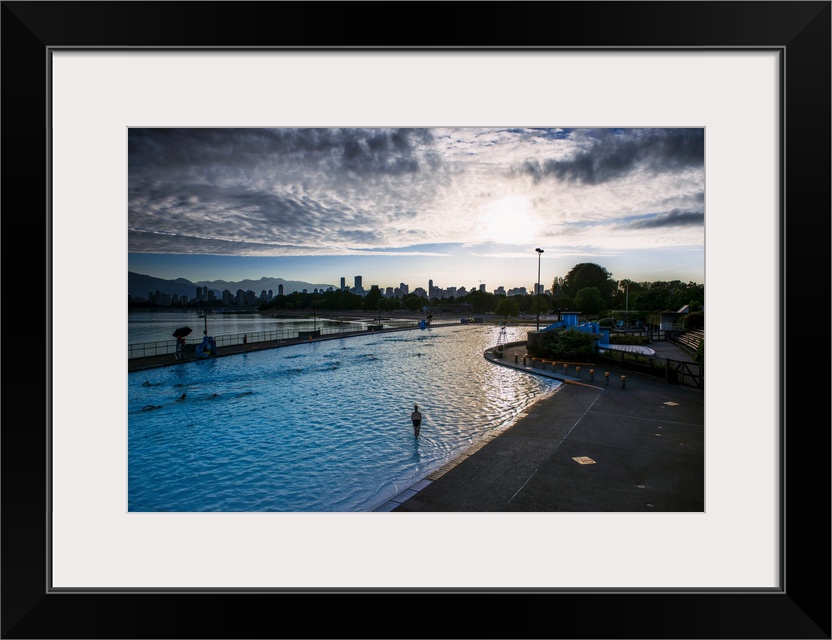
[128,320,423,359]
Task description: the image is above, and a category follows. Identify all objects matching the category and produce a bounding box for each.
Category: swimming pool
[128,323,561,512]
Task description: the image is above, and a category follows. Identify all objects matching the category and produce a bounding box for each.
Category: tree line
[131,261,704,318]
[254,262,703,320]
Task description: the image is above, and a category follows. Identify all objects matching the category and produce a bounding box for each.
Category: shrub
[682,311,704,330]
[694,338,704,367]
[530,328,596,362]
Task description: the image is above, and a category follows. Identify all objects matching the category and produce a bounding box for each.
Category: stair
[670,329,703,354]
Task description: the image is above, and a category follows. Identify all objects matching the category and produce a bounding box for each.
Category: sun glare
[479,197,538,245]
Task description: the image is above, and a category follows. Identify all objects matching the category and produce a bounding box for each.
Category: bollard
[590,369,594,382]
[605,372,610,385]
[621,375,626,389]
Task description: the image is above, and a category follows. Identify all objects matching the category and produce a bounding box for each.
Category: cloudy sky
[128,127,704,292]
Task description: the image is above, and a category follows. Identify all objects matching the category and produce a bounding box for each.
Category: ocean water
[128,323,560,512]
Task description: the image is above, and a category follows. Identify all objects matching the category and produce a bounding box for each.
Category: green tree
[550,276,566,298]
[574,287,604,317]
[530,328,597,361]
[615,279,643,310]
[530,294,549,317]
[682,311,704,330]
[551,297,573,317]
[401,295,423,312]
[634,285,670,311]
[563,263,616,304]
[377,297,401,311]
[495,297,519,321]
[363,285,383,311]
[466,289,496,314]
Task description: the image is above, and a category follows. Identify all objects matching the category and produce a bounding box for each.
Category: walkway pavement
[386,340,704,512]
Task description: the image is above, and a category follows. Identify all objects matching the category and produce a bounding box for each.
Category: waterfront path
[388,340,704,512]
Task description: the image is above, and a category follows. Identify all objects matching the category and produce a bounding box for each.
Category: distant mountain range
[128,272,338,300]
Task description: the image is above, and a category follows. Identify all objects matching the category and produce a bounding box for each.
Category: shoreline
[372,378,566,512]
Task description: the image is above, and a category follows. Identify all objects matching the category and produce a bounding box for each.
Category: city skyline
[128,127,705,291]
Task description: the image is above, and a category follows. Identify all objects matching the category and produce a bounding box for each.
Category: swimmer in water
[142,404,161,411]
[411,404,422,437]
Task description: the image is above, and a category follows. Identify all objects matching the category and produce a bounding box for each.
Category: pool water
[128,324,560,512]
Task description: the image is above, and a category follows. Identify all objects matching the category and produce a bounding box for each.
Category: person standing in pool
[411,404,422,437]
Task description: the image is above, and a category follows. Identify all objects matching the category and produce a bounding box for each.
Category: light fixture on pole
[535,248,544,331]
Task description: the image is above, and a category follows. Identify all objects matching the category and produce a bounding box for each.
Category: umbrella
[172,326,192,338]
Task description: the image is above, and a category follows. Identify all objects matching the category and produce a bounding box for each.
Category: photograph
[126,126,705,514]
[3,0,829,638]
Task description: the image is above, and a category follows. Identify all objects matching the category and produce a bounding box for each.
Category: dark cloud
[128,128,444,254]
[516,128,704,185]
[127,229,316,255]
[128,128,436,177]
[615,208,704,230]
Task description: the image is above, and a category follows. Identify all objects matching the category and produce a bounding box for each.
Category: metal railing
[596,350,703,389]
[128,319,423,359]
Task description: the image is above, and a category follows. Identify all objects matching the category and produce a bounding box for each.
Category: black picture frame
[3,2,829,638]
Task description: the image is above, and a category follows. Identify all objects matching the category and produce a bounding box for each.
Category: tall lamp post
[535,248,544,331]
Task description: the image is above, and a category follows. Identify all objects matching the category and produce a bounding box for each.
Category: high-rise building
[354,276,363,295]
[340,277,346,290]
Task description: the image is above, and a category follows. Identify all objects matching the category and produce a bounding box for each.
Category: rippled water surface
[128,324,560,512]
